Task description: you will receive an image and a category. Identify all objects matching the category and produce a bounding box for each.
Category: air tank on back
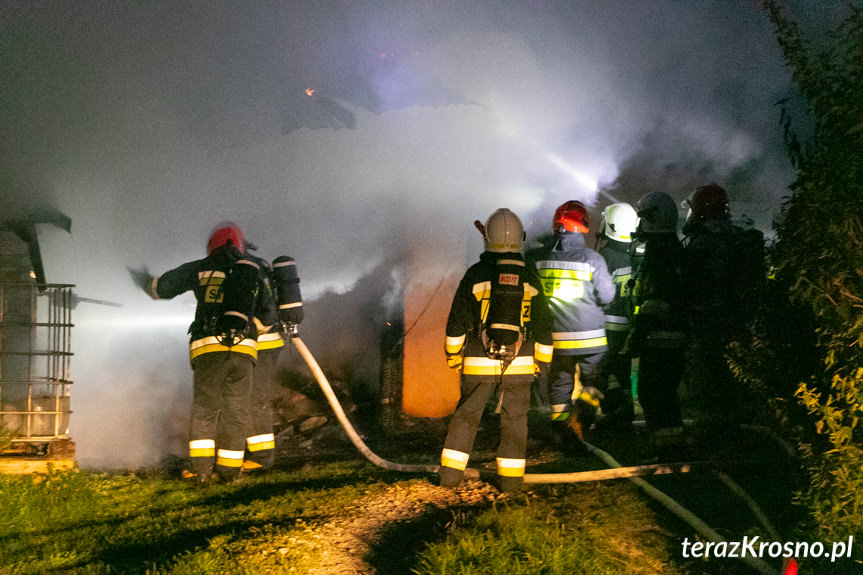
[271,256,304,333]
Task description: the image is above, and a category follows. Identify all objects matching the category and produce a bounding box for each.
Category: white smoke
[2,0,845,468]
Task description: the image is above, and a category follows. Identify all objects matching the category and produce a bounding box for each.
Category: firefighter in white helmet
[596,202,639,428]
[626,193,689,458]
[532,201,616,450]
[440,208,553,493]
[128,221,273,483]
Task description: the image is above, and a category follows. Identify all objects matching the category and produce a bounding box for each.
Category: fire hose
[292,335,784,574]
[291,335,696,481]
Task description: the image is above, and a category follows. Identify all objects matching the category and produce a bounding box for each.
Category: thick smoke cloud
[0,1,842,468]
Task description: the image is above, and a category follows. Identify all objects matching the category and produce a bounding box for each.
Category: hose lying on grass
[292,335,696,482]
[585,441,780,575]
[294,335,785,574]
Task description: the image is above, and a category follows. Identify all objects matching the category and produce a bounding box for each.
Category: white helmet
[634,192,679,235]
[600,203,638,242]
[483,208,525,253]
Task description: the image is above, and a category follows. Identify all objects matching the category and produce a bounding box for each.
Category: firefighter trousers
[637,347,684,432]
[246,348,279,468]
[440,377,531,492]
[189,351,254,480]
[548,352,604,418]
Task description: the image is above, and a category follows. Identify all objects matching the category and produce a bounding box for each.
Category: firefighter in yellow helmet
[129,222,273,483]
[532,201,616,450]
[440,209,553,493]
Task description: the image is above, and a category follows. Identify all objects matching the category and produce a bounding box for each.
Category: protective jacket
[533,233,615,355]
[684,220,765,337]
[149,247,263,360]
[598,238,634,335]
[445,251,554,382]
[628,233,688,352]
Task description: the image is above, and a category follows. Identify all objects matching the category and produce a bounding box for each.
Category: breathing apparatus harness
[210,253,261,347]
[480,257,528,413]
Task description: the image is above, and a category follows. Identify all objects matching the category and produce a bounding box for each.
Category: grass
[0,461,398,574]
[0,457,693,575]
[1,420,854,574]
[412,482,681,575]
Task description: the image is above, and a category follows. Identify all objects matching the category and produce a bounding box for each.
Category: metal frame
[0,283,74,447]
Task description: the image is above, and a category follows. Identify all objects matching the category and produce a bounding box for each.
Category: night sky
[0,1,847,467]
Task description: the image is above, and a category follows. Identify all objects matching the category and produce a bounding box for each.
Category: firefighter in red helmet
[129,221,274,483]
[439,209,553,493]
[532,201,615,450]
[682,184,765,435]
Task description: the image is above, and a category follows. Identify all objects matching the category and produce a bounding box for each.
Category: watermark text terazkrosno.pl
[681,535,854,563]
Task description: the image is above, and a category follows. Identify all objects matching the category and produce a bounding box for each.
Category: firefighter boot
[597,387,634,430]
[650,427,686,462]
[180,469,210,485]
[496,475,523,494]
[438,466,464,489]
[552,418,586,455]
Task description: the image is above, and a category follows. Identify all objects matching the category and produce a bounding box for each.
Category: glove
[127,266,154,296]
[446,353,463,370]
[577,386,604,407]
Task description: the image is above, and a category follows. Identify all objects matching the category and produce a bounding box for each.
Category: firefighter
[128,221,269,483]
[440,209,553,493]
[242,253,280,473]
[532,200,615,449]
[596,202,639,428]
[626,192,689,458]
[244,254,305,472]
[681,183,765,432]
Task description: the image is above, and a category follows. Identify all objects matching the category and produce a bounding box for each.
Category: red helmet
[684,184,730,223]
[553,200,590,234]
[206,221,245,255]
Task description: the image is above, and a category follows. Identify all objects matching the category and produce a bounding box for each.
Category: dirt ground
[299,479,505,574]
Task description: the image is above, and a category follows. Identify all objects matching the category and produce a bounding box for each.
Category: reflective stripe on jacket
[534,233,615,355]
[151,248,263,361]
[445,251,553,382]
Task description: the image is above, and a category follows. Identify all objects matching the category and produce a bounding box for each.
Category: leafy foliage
[761,0,863,541]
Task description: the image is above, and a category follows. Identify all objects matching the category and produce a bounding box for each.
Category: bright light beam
[78,314,193,329]
[545,152,599,193]
[546,152,622,204]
